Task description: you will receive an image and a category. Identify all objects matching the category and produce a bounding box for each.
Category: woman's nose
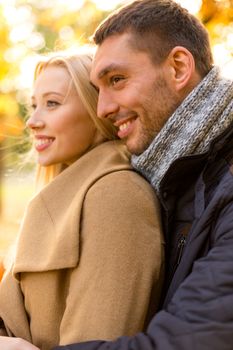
[26,114,45,130]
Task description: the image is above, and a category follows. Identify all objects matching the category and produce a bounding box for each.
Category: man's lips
[115,117,137,139]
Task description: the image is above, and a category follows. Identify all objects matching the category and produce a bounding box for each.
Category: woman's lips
[34,137,55,152]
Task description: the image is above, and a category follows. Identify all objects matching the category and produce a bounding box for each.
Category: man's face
[91,33,181,155]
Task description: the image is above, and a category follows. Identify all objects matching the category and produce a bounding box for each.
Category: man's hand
[0,336,40,350]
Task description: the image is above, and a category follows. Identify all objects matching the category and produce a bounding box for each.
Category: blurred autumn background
[0,0,232,270]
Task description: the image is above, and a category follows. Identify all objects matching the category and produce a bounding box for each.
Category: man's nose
[97,91,119,120]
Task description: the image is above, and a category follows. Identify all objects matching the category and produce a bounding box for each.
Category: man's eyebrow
[97,63,123,79]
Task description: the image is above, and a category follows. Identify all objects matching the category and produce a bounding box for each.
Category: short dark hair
[93,0,213,77]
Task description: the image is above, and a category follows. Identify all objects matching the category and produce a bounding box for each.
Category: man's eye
[47,100,60,107]
[110,76,124,86]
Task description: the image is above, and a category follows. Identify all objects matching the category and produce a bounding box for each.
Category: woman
[0,48,164,350]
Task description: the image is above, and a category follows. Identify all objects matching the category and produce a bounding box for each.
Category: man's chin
[125,140,148,156]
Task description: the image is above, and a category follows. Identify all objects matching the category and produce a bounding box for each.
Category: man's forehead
[93,33,133,62]
[91,34,135,80]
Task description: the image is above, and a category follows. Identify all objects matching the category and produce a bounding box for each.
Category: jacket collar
[159,121,233,198]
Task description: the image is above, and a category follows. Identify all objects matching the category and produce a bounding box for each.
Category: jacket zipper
[168,234,187,285]
[176,235,186,266]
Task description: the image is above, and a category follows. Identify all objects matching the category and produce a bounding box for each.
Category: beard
[129,76,181,155]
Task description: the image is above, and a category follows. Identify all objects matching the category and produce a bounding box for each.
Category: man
[53,0,233,349]
[4,0,232,349]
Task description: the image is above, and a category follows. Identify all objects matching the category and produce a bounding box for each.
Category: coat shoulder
[88,169,160,212]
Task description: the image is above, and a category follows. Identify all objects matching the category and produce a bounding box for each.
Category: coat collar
[13,141,131,276]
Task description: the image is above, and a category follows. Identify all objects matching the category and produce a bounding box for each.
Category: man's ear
[166,46,196,91]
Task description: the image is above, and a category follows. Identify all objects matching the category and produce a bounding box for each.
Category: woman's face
[27,65,98,166]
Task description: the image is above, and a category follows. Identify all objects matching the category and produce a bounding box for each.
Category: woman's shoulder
[87,140,131,169]
[88,140,157,200]
[91,168,157,200]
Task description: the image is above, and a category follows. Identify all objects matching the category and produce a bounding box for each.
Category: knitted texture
[132,66,233,192]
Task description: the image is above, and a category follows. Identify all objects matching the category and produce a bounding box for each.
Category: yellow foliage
[0,94,24,142]
[0,21,11,80]
[199,0,219,23]
[198,0,233,49]
[199,0,233,26]
[0,26,8,50]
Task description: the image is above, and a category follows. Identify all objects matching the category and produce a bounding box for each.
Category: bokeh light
[177,0,202,14]
[0,0,232,95]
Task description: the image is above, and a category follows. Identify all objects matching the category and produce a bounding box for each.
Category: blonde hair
[32,47,117,190]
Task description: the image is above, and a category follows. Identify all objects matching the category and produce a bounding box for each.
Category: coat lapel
[13,141,131,275]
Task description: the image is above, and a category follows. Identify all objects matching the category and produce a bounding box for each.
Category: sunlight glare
[0,0,15,5]
[18,55,41,90]
[92,0,128,11]
[213,43,233,78]
[26,33,45,51]
[176,0,202,14]
[59,26,75,42]
[10,23,34,43]
[89,0,202,14]
[57,0,85,11]
[4,45,27,63]
[3,5,33,26]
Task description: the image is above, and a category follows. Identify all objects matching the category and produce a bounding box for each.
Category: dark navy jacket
[53,122,233,350]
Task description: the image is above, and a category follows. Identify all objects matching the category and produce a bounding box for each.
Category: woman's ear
[166,46,196,92]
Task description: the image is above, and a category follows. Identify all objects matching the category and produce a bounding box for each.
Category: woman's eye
[47,100,60,107]
[31,104,37,110]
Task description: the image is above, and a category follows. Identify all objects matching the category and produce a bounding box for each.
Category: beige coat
[0,140,164,350]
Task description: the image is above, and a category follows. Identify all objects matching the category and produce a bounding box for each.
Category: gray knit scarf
[132,66,233,193]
